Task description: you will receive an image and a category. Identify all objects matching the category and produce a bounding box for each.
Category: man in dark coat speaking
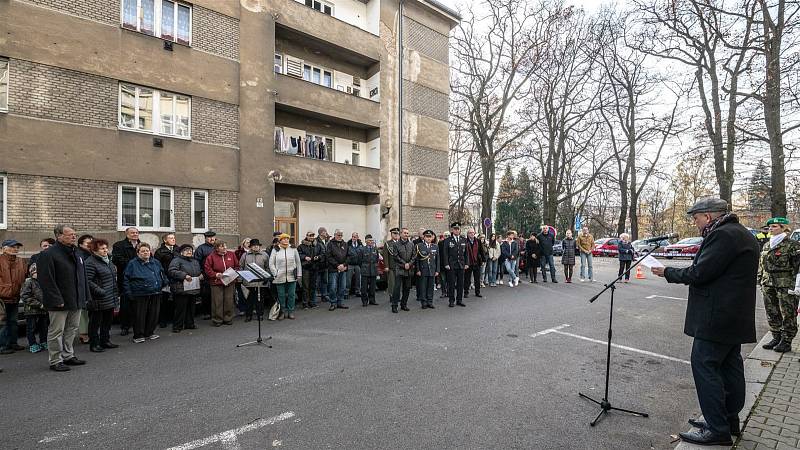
[652,198,759,446]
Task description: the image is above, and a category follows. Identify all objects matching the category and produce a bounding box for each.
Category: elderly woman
[758,217,800,353]
[123,243,168,343]
[84,239,119,352]
[203,241,239,326]
[239,238,271,322]
[168,244,203,332]
[269,233,302,320]
[617,233,635,283]
[561,230,577,283]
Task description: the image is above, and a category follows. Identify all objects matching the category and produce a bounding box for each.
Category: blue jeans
[328,271,347,306]
[317,269,329,301]
[503,259,519,282]
[540,254,556,280]
[487,260,499,284]
[0,303,19,350]
[27,315,49,346]
[580,252,593,280]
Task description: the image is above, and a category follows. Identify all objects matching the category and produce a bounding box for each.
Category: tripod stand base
[579,392,648,427]
[237,335,273,348]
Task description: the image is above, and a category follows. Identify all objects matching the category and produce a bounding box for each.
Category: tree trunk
[480,159,496,228]
[762,1,787,217]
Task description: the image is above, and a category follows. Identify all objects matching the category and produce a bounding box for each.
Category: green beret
[766,217,790,226]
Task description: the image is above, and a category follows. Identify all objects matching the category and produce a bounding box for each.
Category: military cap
[423,229,435,237]
[766,217,790,226]
[203,230,217,237]
[389,227,400,234]
[450,222,461,229]
[365,234,373,240]
[686,197,728,215]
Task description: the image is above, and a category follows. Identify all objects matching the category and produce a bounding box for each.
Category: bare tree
[449,103,483,224]
[450,0,553,223]
[634,0,759,206]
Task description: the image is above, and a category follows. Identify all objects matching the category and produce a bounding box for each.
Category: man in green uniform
[381,228,401,306]
[758,217,800,353]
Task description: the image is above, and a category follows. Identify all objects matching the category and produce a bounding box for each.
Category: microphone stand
[578,246,655,426]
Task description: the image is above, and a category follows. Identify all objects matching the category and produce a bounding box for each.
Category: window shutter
[285,56,304,78]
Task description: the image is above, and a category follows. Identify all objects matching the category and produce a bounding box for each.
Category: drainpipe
[397,0,404,227]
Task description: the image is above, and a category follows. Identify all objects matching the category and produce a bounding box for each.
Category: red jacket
[203,251,239,286]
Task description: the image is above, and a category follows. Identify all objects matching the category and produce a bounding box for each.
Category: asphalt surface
[0,257,768,450]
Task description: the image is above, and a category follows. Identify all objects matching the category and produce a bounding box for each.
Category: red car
[592,238,620,257]
[664,237,703,259]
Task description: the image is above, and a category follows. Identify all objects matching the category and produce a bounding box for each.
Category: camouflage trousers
[762,286,800,341]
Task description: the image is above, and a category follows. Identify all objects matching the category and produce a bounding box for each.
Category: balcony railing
[274,128,379,169]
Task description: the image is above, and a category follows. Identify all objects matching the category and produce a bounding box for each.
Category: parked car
[553,240,563,256]
[632,238,671,255]
[664,237,703,259]
[592,238,620,257]
[791,229,800,242]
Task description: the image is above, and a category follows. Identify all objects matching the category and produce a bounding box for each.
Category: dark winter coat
[326,239,350,272]
[194,242,215,266]
[393,239,417,277]
[38,242,90,311]
[561,238,577,266]
[415,241,439,277]
[297,239,320,271]
[84,254,119,311]
[442,235,468,270]
[356,245,380,277]
[123,257,168,298]
[465,237,485,266]
[346,239,363,266]
[500,240,520,261]
[112,238,139,288]
[664,214,759,345]
[617,241,635,261]
[168,255,203,294]
[20,277,47,316]
[525,238,541,267]
[537,232,555,256]
[154,243,180,272]
[313,237,329,271]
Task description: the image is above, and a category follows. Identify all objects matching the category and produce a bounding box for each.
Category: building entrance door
[274,218,297,245]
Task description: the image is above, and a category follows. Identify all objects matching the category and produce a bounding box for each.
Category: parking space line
[550,330,690,365]
[645,294,686,301]
[165,411,296,450]
[529,324,571,338]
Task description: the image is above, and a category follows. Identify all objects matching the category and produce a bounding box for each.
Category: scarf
[770,233,787,249]
[701,213,733,237]
[100,255,111,265]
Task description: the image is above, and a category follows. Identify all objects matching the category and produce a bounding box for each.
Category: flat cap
[687,197,728,215]
[766,217,790,226]
[1,239,22,248]
[203,230,217,237]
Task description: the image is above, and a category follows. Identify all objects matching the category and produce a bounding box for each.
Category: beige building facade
[0,0,457,249]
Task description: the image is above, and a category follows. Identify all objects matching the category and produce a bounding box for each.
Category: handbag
[268,301,280,321]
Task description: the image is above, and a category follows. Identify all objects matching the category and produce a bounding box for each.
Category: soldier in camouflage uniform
[758,217,800,353]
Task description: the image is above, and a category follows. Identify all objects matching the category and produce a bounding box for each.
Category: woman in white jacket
[269,234,302,320]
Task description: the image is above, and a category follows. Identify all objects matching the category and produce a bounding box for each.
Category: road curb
[673,332,779,450]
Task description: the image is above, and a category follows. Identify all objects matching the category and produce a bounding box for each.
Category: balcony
[273,152,380,194]
[274,74,380,128]
[274,0,381,61]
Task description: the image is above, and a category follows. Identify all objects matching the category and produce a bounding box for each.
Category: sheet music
[183,276,200,291]
[221,267,239,286]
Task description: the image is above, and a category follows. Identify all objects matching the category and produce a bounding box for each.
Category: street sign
[483,218,492,228]
[435,211,444,220]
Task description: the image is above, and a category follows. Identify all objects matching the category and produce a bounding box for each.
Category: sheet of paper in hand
[637,255,664,269]
[221,267,239,286]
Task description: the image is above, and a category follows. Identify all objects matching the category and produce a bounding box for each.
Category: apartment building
[0,0,458,249]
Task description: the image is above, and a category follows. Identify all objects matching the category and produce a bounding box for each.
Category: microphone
[643,233,678,243]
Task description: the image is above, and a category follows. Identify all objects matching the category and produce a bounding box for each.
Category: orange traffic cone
[635,266,646,280]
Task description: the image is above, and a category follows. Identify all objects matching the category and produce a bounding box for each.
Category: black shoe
[63,357,86,366]
[542,279,548,283]
[338,305,349,310]
[552,279,558,283]
[159,323,167,329]
[90,345,105,353]
[428,303,435,309]
[10,344,25,351]
[369,301,379,306]
[391,305,398,313]
[457,302,466,307]
[0,348,14,355]
[475,293,483,298]
[763,336,781,349]
[678,429,732,446]
[244,315,252,322]
[421,304,429,309]
[212,322,222,327]
[401,305,410,311]
[186,324,198,330]
[448,303,454,307]
[774,339,792,352]
[362,303,368,307]
[120,328,130,336]
[329,305,337,311]
[203,314,212,320]
[687,418,741,437]
[464,293,469,298]
[50,362,71,372]
[172,328,182,333]
[100,342,119,349]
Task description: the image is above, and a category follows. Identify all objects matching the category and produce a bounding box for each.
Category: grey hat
[687,197,729,215]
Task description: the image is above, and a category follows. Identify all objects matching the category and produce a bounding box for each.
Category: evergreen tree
[512,167,542,236]
[495,166,516,235]
[747,159,772,213]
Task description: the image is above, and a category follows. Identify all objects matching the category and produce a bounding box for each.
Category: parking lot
[0,257,767,449]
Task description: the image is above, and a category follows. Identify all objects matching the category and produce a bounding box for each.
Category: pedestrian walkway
[734,339,800,450]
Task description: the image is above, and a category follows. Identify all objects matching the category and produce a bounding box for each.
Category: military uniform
[392,238,416,311]
[415,232,439,308]
[442,223,468,307]
[382,237,398,302]
[758,227,800,351]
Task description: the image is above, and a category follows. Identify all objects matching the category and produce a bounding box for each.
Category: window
[191,190,208,232]
[121,0,191,45]
[0,175,6,229]
[0,59,7,112]
[305,0,333,15]
[118,185,174,231]
[274,53,283,74]
[351,141,361,166]
[119,83,191,138]
[303,64,333,88]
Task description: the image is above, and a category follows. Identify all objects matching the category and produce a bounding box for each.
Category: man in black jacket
[193,230,216,320]
[112,227,140,335]
[38,224,90,372]
[537,226,557,283]
[390,227,416,313]
[442,223,468,307]
[653,198,759,446]
[298,231,320,309]
[464,228,484,298]
[345,232,363,299]
[326,230,350,310]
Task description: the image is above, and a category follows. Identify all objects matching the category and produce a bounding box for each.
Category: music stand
[236,263,273,349]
